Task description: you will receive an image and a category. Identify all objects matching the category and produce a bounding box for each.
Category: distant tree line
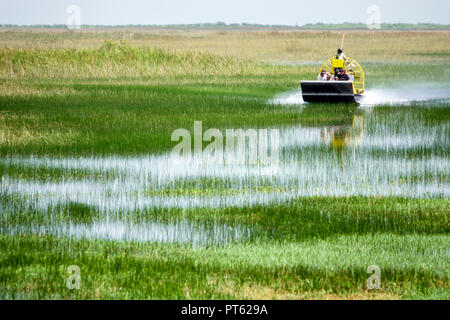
[1,22,449,30]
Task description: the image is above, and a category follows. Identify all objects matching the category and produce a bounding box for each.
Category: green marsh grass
[0,233,448,299]
[0,33,449,299]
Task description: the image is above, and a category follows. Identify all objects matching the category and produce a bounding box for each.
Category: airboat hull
[301,81,363,103]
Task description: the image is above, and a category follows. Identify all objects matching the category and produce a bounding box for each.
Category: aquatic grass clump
[0,160,117,182]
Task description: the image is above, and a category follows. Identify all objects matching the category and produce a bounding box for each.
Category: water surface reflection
[1,104,448,242]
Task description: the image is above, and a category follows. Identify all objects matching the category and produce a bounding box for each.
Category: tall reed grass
[1,29,448,63]
[0,40,258,79]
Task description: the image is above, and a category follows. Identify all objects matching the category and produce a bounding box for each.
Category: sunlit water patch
[3,220,250,246]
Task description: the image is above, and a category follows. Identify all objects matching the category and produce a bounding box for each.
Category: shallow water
[3,220,250,246]
[1,101,449,244]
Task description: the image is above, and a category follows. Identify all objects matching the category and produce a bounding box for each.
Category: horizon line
[1,22,450,28]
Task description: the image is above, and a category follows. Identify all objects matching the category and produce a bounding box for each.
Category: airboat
[301,36,365,103]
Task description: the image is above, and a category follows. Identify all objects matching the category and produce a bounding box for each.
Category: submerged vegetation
[0,30,449,299]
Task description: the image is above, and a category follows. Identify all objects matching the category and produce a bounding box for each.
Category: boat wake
[269,84,450,106]
[361,85,450,106]
[269,89,305,105]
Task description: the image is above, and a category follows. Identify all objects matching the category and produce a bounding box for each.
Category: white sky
[0,0,449,26]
